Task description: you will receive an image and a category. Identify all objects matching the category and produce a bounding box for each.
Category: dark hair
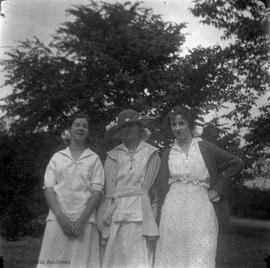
[68,113,91,129]
[165,106,197,131]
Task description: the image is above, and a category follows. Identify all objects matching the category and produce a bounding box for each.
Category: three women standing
[155,106,243,268]
[97,109,160,268]
[38,107,243,268]
[37,114,104,268]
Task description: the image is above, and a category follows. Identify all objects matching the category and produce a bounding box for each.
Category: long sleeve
[143,151,161,191]
[202,141,244,197]
[156,148,171,224]
[140,150,161,237]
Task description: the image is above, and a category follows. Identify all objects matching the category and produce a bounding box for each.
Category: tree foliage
[243,104,270,180]
[245,104,270,151]
[3,1,265,133]
[1,1,187,135]
[190,0,270,187]
[190,0,270,127]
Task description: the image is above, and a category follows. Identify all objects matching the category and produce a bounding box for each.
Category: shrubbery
[0,133,57,240]
[229,184,270,219]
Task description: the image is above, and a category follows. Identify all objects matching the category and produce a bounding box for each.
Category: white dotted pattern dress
[155,138,218,268]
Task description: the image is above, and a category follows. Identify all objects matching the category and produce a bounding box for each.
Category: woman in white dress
[155,106,243,268]
[97,109,160,268]
[37,113,104,268]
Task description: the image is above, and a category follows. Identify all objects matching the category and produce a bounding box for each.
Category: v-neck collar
[59,147,94,161]
[118,140,149,154]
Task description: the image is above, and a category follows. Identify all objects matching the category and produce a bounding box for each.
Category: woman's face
[70,117,89,144]
[170,114,192,143]
[119,122,140,142]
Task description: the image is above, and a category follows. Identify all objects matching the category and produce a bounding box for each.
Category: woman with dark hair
[155,106,243,268]
[37,113,104,268]
[97,109,160,268]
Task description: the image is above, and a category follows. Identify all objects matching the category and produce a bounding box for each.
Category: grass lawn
[3,236,41,268]
[216,225,269,267]
[2,218,270,268]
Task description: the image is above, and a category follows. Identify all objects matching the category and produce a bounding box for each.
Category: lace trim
[168,177,210,188]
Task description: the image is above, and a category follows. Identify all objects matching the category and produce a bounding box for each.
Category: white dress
[155,138,218,268]
[37,147,104,268]
[102,141,159,268]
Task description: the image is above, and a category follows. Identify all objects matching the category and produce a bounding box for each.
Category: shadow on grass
[2,218,270,268]
[217,223,270,268]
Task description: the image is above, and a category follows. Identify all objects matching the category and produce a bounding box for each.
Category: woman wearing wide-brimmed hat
[97,109,160,268]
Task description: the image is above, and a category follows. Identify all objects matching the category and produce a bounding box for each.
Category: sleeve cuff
[43,184,55,189]
[91,183,104,193]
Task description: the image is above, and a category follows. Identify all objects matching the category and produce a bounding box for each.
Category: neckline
[119,140,147,154]
[173,138,200,157]
[59,147,93,161]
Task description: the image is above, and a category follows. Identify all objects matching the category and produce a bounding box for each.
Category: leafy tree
[190,0,270,128]
[1,1,186,136]
[243,104,270,180]
[2,1,245,158]
[3,1,260,134]
[190,0,270,181]
[244,104,270,151]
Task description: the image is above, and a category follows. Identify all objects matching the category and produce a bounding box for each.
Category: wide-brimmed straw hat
[105,109,154,140]
[106,109,154,131]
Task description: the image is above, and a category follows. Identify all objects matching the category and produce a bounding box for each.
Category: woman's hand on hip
[208,189,220,202]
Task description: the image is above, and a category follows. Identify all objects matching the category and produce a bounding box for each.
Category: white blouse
[44,147,104,223]
[168,138,210,188]
[112,141,159,222]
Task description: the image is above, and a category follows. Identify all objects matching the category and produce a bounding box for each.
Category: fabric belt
[101,186,159,238]
[105,187,148,199]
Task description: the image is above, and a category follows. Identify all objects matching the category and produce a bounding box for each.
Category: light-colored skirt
[103,221,153,268]
[37,220,100,268]
[155,182,218,268]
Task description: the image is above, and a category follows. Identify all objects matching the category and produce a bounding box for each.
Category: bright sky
[0,0,227,99]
